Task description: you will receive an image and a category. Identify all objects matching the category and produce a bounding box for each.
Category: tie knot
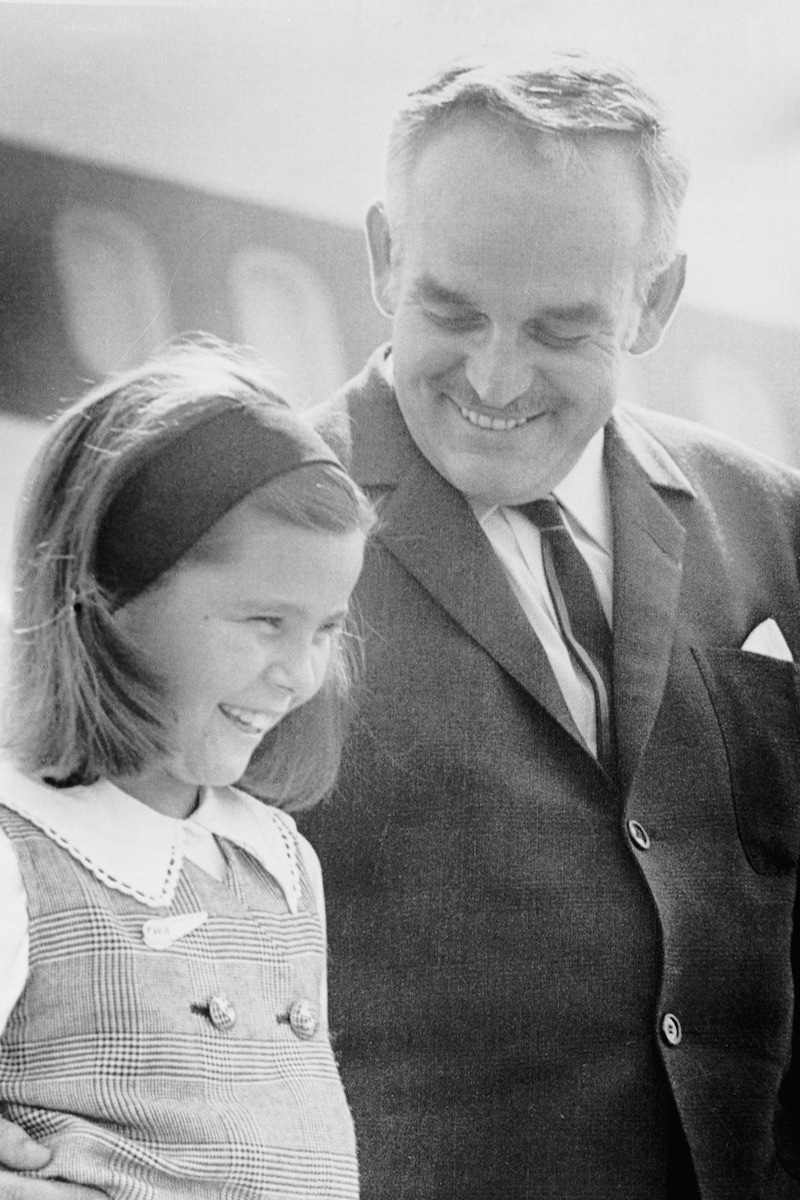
[518,498,564,532]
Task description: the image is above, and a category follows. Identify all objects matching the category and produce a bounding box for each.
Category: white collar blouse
[0,760,325,1031]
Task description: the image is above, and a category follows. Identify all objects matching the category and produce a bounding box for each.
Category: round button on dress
[208,994,236,1031]
[288,999,319,1041]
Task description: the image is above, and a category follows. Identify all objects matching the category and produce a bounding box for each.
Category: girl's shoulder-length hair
[4,335,375,813]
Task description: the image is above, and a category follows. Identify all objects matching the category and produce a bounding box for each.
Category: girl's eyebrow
[236,598,350,622]
[236,596,293,613]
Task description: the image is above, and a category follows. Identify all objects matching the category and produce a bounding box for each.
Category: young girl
[0,337,374,1199]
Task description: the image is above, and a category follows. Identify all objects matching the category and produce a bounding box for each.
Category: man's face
[370,118,670,506]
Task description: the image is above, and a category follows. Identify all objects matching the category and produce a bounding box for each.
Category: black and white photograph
[0,2,798,1197]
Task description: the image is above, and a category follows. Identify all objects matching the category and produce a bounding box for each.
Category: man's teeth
[219,705,276,735]
[458,406,531,431]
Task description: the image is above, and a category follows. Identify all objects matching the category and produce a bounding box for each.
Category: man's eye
[537,329,589,348]
[249,616,282,630]
[427,309,483,332]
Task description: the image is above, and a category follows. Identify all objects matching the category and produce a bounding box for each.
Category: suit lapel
[376,455,585,745]
[330,357,697,775]
[607,413,694,792]
[332,355,581,743]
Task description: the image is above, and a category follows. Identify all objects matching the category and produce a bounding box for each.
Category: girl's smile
[218,702,291,737]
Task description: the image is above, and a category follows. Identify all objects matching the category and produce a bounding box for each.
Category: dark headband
[94,403,344,604]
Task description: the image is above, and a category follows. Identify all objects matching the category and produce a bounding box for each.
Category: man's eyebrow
[410,279,608,325]
[411,276,474,307]
[535,302,608,325]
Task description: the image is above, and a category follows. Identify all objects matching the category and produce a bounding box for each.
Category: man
[1,52,800,1200]
[302,55,800,1199]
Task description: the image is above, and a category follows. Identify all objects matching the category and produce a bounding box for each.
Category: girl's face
[113,506,365,818]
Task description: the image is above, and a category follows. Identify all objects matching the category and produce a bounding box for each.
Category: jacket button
[661,1013,682,1045]
[208,994,236,1031]
[627,819,651,850]
[289,999,319,1041]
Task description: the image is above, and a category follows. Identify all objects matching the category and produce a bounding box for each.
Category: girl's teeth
[220,705,272,734]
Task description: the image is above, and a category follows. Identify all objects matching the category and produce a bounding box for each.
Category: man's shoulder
[310,344,392,463]
[311,396,352,464]
[617,403,800,497]
[310,345,416,483]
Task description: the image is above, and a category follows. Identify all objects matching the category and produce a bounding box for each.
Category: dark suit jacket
[303,346,800,1199]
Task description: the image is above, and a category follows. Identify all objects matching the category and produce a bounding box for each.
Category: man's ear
[365,201,395,318]
[629,253,686,356]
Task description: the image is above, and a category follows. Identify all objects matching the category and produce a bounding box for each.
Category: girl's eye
[318,618,345,637]
[249,616,282,630]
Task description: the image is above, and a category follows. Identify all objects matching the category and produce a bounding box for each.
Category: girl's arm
[0,830,28,1030]
[0,833,107,1198]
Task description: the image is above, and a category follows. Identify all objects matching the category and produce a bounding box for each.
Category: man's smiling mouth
[456,404,536,432]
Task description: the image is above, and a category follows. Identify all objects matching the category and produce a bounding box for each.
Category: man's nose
[464,330,535,408]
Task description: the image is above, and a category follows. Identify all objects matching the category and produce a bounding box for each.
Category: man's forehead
[398,121,649,268]
[404,113,645,215]
[414,109,604,167]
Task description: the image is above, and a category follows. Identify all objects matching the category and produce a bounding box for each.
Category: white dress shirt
[472,426,613,755]
[0,761,326,1032]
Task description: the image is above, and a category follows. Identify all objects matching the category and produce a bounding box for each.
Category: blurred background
[0,0,798,611]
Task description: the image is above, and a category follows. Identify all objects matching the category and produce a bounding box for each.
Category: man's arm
[0,1118,105,1199]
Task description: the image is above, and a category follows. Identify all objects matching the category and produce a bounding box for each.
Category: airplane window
[228,246,345,408]
[52,205,173,376]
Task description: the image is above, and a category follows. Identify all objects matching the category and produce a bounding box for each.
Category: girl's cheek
[310,643,334,695]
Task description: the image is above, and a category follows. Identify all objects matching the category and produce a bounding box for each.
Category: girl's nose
[265,642,319,702]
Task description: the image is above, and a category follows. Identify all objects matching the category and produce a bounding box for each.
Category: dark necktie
[518,498,615,772]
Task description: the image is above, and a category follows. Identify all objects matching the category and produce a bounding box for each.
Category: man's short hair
[385,51,690,286]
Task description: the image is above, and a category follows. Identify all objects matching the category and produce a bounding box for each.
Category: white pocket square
[741,618,794,662]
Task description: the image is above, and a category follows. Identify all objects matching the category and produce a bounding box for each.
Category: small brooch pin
[142,910,208,950]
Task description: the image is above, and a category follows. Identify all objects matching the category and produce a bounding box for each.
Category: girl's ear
[365,201,396,318]
[629,253,686,356]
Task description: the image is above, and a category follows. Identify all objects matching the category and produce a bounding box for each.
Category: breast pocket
[694,646,800,875]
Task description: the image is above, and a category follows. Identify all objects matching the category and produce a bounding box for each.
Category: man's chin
[435,457,551,508]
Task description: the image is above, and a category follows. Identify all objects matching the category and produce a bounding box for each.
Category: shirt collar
[472,423,611,554]
[551,425,610,553]
[190,785,300,910]
[0,760,299,911]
